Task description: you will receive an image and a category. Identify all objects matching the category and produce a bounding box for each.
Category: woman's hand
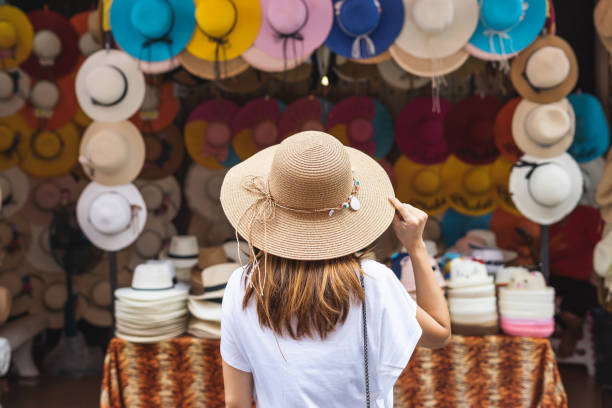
[388,197,427,252]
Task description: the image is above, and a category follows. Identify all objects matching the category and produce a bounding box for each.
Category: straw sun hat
[0,5,34,70]
[220,131,395,260]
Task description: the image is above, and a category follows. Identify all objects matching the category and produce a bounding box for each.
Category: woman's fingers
[388,196,410,222]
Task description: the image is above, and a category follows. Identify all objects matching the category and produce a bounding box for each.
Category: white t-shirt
[221,259,422,407]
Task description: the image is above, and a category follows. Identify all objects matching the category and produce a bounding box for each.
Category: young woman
[219,131,450,407]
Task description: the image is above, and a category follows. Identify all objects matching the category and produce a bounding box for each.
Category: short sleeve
[220,268,252,373]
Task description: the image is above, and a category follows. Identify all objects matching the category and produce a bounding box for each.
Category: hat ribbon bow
[334,0,381,59]
[196,0,238,79]
[513,159,550,179]
[139,0,176,62]
[480,0,528,71]
[0,130,20,158]
[271,0,309,72]
[201,142,230,163]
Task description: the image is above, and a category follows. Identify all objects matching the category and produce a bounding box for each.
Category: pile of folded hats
[498,268,555,338]
[446,258,498,336]
[114,262,189,343]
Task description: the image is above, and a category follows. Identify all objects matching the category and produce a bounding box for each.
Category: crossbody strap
[360,273,371,407]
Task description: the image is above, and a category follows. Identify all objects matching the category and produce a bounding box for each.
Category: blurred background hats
[278,96,331,140]
[135,176,181,221]
[130,82,179,133]
[138,125,184,180]
[0,213,30,272]
[0,68,29,117]
[0,167,28,218]
[20,124,81,179]
[441,208,492,248]
[0,5,34,69]
[231,97,285,160]
[579,158,605,208]
[185,164,227,221]
[21,174,86,225]
[0,114,30,170]
[70,10,102,66]
[177,51,249,80]
[26,225,63,273]
[159,235,199,271]
[394,156,448,216]
[494,98,524,162]
[376,58,429,90]
[490,156,520,216]
[441,156,496,216]
[23,76,78,130]
[567,93,610,163]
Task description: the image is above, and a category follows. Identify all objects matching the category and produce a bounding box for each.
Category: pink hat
[278,96,331,139]
[21,175,87,225]
[500,316,554,338]
[395,97,452,165]
[231,97,285,160]
[241,47,310,72]
[326,96,393,158]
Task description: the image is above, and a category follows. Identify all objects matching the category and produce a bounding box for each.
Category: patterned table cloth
[101,335,567,407]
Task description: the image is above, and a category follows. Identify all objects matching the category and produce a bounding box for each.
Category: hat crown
[206,121,232,147]
[449,258,488,283]
[33,131,62,159]
[140,183,164,209]
[33,29,62,61]
[464,168,491,195]
[0,21,17,49]
[481,0,524,31]
[253,120,278,147]
[30,80,60,110]
[267,0,308,34]
[525,104,571,145]
[528,163,571,206]
[168,235,198,257]
[43,283,67,311]
[412,0,454,34]
[79,32,101,57]
[348,118,373,144]
[0,71,13,99]
[269,131,354,210]
[131,0,173,39]
[131,262,174,290]
[135,229,164,257]
[196,0,237,38]
[86,66,126,105]
[417,118,444,144]
[338,0,380,36]
[87,130,129,172]
[413,168,440,195]
[525,46,570,89]
[89,192,133,235]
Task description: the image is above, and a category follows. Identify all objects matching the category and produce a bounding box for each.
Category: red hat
[494,97,524,162]
[231,97,285,160]
[278,96,330,140]
[130,82,179,133]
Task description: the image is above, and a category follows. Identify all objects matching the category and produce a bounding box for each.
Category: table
[101,335,567,407]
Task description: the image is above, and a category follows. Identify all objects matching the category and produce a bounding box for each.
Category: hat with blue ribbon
[567,93,610,163]
[325,0,404,59]
[441,208,492,248]
[110,0,196,63]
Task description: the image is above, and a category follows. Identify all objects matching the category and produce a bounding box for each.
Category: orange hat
[130,82,179,133]
[494,97,524,162]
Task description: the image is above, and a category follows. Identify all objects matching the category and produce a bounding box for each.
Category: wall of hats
[0,0,609,343]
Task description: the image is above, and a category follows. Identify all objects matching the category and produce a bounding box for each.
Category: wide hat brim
[215,68,270,94]
[115,327,185,343]
[138,125,185,180]
[115,285,188,302]
[24,76,78,130]
[188,298,222,321]
[20,123,81,179]
[494,97,524,162]
[441,156,496,216]
[135,176,181,221]
[0,68,30,117]
[110,0,195,62]
[76,182,147,252]
[393,156,449,216]
[389,44,469,77]
[188,317,221,337]
[0,6,34,70]
[464,43,519,61]
[510,35,578,104]
[0,167,29,218]
[490,156,521,216]
[0,114,30,170]
[220,143,395,260]
[0,213,30,272]
[509,153,583,225]
[242,46,310,72]
[130,82,179,133]
[21,174,85,225]
[595,0,612,54]
[376,59,430,90]
[178,50,249,80]
[76,49,146,123]
[185,164,227,221]
[511,98,575,158]
[126,52,181,74]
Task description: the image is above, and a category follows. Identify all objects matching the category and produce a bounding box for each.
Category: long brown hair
[243,252,365,340]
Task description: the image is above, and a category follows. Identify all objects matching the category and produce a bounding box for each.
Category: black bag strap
[360,273,370,407]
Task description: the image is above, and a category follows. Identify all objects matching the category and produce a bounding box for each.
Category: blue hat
[325,0,404,59]
[110,0,196,63]
[568,93,610,163]
[468,0,546,56]
[441,208,493,248]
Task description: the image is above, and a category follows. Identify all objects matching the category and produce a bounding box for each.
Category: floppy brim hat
[130,55,181,74]
[185,164,227,221]
[220,131,395,260]
[395,0,479,59]
[490,156,521,216]
[0,5,34,70]
[188,214,235,247]
[137,125,185,180]
[0,68,30,117]
[389,44,469,77]
[26,225,64,273]
[441,155,497,216]
[76,49,146,123]
[511,98,575,158]
[441,208,492,248]
[110,0,195,63]
[325,0,405,59]
[80,120,145,186]
[77,182,147,252]
[0,167,29,218]
[595,0,612,53]
[463,43,519,61]
[20,123,80,179]
[232,97,285,160]
[510,35,577,104]
[130,82,179,133]
[326,96,393,158]
[115,294,187,310]
[595,228,612,277]
[242,46,310,73]
[21,9,79,79]
[189,262,239,300]
[580,157,605,208]
[23,76,78,131]
[395,97,452,164]
[350,50,391,64]
[177,50,249,80]
[278,97,331,140]
[0,213,30,272]
[0,114,30,171]
[135,176,181,221]
[596,160,612,221]
[509,153,583,225]
[567,93,610,163]
[394,156,449,216]
[494,97,524,162]
[376,58,430,90]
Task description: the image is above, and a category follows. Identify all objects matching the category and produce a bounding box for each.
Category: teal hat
[568,93,610,163]
[441,208,493,248]
[468,0,546,57]
[110,0,196,63]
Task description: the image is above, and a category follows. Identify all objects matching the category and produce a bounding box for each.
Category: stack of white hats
[114,262,188,343]
[498,268,555,338]
[446,258,498,336]
[187,263,240,339]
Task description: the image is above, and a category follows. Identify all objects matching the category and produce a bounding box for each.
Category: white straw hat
[76,182,147,252]
[189,262,240,300]
[187,298,222,322]
[0,68,29,117]
[509,153,583,225]
[75,49,146,122]
[188,317,221,339]
[0,167,28,218]
[114,262,188,302]
[26,225,62,273]
[159,235,199,270]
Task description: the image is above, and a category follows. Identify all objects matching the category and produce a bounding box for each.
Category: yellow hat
[490,156,521,216]
[0,5,34,69]
[394,155,449,216]
[186,0,261,61]
[0,114,30,170]
[20,123,80,179]
[440,155,496,216]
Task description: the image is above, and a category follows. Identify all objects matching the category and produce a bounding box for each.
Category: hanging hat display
[20,123,80,179]
[510,35,578,104]
[23,76,78,130]
[129,217,177,266]
[441,208,492,248]
[242,47,311,73]
[215,67,270,94]
[231,97,285,160]
[270,62,314,83]
[511,97,575,158]
[490,208,540,265]
[130,82,179,133]
[76,182,147,252]
[376,58,430,90]
[185,99,241,169]
[597,161,612,222]
[494,97,523,162]
[110,0,196,63]
[388,44,469,78]
[466,0,547,60]
[325,0,404,59]
[79,121,145,186]
[594,0,612,54]
[0,5,34,70]
[579,157,605,208]
[178,51,249,80]
[0,167,28,218]
[326,96,393,158]
[26,225,63,273]
[333,56,379,81]
[134,176,181,221]
[490,156,520,216]
[350,50,391,64]
[445,95,502,165]
[0,68,29,117]
[21,9,79,79]
[0,213,30,272]
[0,114,30,171]
[188,213,235,246]
[138,125,184,180]
[395,96,452,165]
[441,155,496,216]
[509,153,583,225]
[394,156,449,216]
[185,164,227,221]
[70,10,103,66]
[567,93,610,163]
[75,49,146,123]
[278,96,331,140]
[21,174,86,225]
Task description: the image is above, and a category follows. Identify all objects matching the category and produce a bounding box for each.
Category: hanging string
[334,0,381,59]
[270,0,309,75]
[195,0,238,80]
[428,38,447,114]
[137,0,176,66]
